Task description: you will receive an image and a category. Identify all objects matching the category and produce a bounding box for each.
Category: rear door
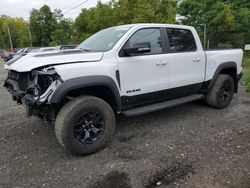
[164,28,206,98]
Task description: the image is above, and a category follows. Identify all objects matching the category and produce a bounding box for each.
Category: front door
[117,28,169,109]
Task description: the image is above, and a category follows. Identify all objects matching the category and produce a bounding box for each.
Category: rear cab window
[166,28,197,53]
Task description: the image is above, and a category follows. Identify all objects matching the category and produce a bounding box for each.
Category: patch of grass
[243,57,250,92]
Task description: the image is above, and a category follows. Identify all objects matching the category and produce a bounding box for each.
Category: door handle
[156,61,168,65]
[193,58,201,62]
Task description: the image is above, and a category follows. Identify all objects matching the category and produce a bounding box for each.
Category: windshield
[77,26,131,52]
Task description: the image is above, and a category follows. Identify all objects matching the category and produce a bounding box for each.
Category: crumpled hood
[4,49,104,72]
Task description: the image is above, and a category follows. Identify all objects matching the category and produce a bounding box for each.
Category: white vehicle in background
[4,24,243,155]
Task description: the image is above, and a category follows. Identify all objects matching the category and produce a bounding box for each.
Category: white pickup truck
[4,24,243,155]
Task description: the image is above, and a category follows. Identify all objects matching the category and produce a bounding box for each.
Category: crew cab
[4,24,243,155]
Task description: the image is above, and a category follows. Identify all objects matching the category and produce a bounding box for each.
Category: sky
[0,0,110,21]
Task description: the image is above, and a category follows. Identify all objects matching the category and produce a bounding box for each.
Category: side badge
[126,89,141,94]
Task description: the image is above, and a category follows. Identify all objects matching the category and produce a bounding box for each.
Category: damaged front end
[4,67,62,120]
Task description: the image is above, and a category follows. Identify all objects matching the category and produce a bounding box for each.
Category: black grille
[7,71,29,91]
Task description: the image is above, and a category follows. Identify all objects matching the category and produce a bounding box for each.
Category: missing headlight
[37,75,55,93]
[32,68,61,94]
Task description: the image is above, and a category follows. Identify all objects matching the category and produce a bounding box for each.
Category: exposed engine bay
[4,67,62,120]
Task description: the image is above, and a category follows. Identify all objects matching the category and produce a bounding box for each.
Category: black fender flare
[48,76,121,110]
[207,61,237,91]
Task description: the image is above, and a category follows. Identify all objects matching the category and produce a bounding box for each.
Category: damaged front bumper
[4,70,62,118]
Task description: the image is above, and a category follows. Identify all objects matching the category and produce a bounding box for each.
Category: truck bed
[205,49,243,81]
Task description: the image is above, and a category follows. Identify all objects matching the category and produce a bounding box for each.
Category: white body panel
[4,23,243,99]
[4,49,103,72]
[205,49,243,80]
[117,54,169,96]
[167,51,206,88]
[54,51,119,87]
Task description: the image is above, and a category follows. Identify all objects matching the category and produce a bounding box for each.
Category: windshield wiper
[79,48,93,52]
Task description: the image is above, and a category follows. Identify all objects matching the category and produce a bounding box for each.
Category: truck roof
[113,23,195,30]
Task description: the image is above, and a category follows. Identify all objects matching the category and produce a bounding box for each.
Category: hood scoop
[34,49,85,57]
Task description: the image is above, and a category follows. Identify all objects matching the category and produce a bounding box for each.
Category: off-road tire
[206,74,234,109]
[55,96,115,155]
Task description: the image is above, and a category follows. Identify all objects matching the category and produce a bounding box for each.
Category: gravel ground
[0,60,249,188]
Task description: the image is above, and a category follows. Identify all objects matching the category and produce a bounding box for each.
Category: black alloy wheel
[73,111,105,144]
[217,79,233,104]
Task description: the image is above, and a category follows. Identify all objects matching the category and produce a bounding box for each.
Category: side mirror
[123,42,151,56]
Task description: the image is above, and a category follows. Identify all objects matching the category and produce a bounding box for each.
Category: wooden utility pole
[203,23,207,50]
[7,25,13,51]
[28,28,32,47]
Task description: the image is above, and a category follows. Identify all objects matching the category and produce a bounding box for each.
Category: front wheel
[55,96,115,155]
[206,74,234,109]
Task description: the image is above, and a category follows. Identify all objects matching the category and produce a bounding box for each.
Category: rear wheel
[55,96,115,155]
[206,74,234,109]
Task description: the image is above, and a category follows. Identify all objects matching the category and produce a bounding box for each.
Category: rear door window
[166,28,197,53]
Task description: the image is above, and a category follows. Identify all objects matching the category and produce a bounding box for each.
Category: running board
[123,94,203,117]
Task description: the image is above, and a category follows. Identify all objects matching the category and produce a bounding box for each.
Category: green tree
[49,9,74,45]
[30,5,56,46]
[74,1,116,42]
[178,0,250,48]
[74,0,177,43]
[0,16,30,49]
[74,8,94,41]
[29,9,41,46]
[113,0,176,24]
[157,0,177,23]
[0,17,7,48]
[50,18,74,46]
